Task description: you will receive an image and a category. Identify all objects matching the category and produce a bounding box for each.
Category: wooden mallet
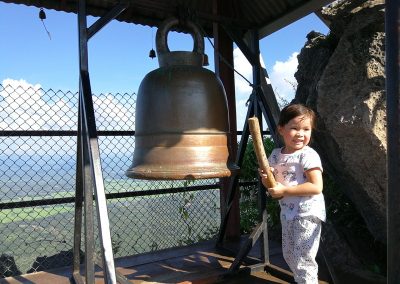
[248,117,277,189]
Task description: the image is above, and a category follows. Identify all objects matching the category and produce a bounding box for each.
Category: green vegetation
[176,180,219,246]
[239,136,275,181]
[0,205,73,224]
[0,191,75,204]
[0,189,221,275]
[238,137,281,235]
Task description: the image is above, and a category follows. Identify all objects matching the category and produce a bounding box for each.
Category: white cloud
[1,50,299,135]
[269,52,299,103]
[93,93,135,131]
[1,79,44,130]
[0,78,79,131]
[0,78,135,156]
[233,49,299,128]
[233,48,253,129]
[0,78,135,132]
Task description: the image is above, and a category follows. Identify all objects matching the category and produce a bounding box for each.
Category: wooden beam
[314,9,331,27]
[213,0,241,242]
[87,1,129,39]
[257,0,334,39]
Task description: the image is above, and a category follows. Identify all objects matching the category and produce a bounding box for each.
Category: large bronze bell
[126,18,239,180]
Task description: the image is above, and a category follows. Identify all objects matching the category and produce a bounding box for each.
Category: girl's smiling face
[278,115,312,154]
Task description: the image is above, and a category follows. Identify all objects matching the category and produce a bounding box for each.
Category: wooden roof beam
[256,0,333,39]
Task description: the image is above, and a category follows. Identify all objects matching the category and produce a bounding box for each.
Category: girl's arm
[264,167,323,198]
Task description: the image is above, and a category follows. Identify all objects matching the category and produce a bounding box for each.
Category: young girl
[259,104,326,284]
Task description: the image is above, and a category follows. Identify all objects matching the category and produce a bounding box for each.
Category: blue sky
[0,2,329,128]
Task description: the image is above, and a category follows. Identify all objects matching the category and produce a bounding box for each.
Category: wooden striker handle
[248,117,277,188]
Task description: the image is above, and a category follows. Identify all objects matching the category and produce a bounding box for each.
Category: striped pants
[281,215,322,284]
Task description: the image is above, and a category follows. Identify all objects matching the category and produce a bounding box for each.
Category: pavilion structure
[0,0,398,284]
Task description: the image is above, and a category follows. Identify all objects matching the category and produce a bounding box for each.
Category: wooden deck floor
[0,239,331,284]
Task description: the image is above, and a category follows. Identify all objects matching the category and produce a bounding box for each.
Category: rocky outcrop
[294,0,386,244]
[321,222,386,284]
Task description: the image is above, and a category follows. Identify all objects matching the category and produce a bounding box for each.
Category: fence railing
[0,84,259,278]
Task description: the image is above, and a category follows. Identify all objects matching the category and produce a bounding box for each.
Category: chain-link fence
[0,83,258,278]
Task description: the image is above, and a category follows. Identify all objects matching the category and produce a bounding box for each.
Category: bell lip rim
[125,165,240,180]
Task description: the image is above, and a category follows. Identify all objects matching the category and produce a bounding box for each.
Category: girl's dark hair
[278,104,316,128]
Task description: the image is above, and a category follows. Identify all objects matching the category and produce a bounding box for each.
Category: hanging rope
[39,8,51,40]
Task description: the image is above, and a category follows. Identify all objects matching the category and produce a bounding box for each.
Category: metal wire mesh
[0,83,234,278]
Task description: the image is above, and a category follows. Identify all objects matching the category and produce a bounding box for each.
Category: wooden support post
[213,0,240,242]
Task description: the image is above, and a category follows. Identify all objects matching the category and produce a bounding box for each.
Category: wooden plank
[1,238,332,284]
[0,267,73,284]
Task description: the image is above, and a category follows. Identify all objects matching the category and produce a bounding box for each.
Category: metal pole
[81,100,96,283]
[72,90,85,283]
[77,0,117,283]
[385,0,400,283]
[249,29,270,265]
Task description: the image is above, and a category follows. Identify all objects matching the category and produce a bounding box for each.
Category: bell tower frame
[73,1,130,284]
[70,0,400,283]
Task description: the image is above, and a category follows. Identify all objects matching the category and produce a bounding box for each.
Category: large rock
[294,0,386,243]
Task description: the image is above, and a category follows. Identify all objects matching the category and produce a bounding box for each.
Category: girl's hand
[267,183,285,199]
[258,167,275,178]
[258,168,284,198]
[258,168,270,188]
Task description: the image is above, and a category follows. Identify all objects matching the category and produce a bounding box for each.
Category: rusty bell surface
[126,18,239,180]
